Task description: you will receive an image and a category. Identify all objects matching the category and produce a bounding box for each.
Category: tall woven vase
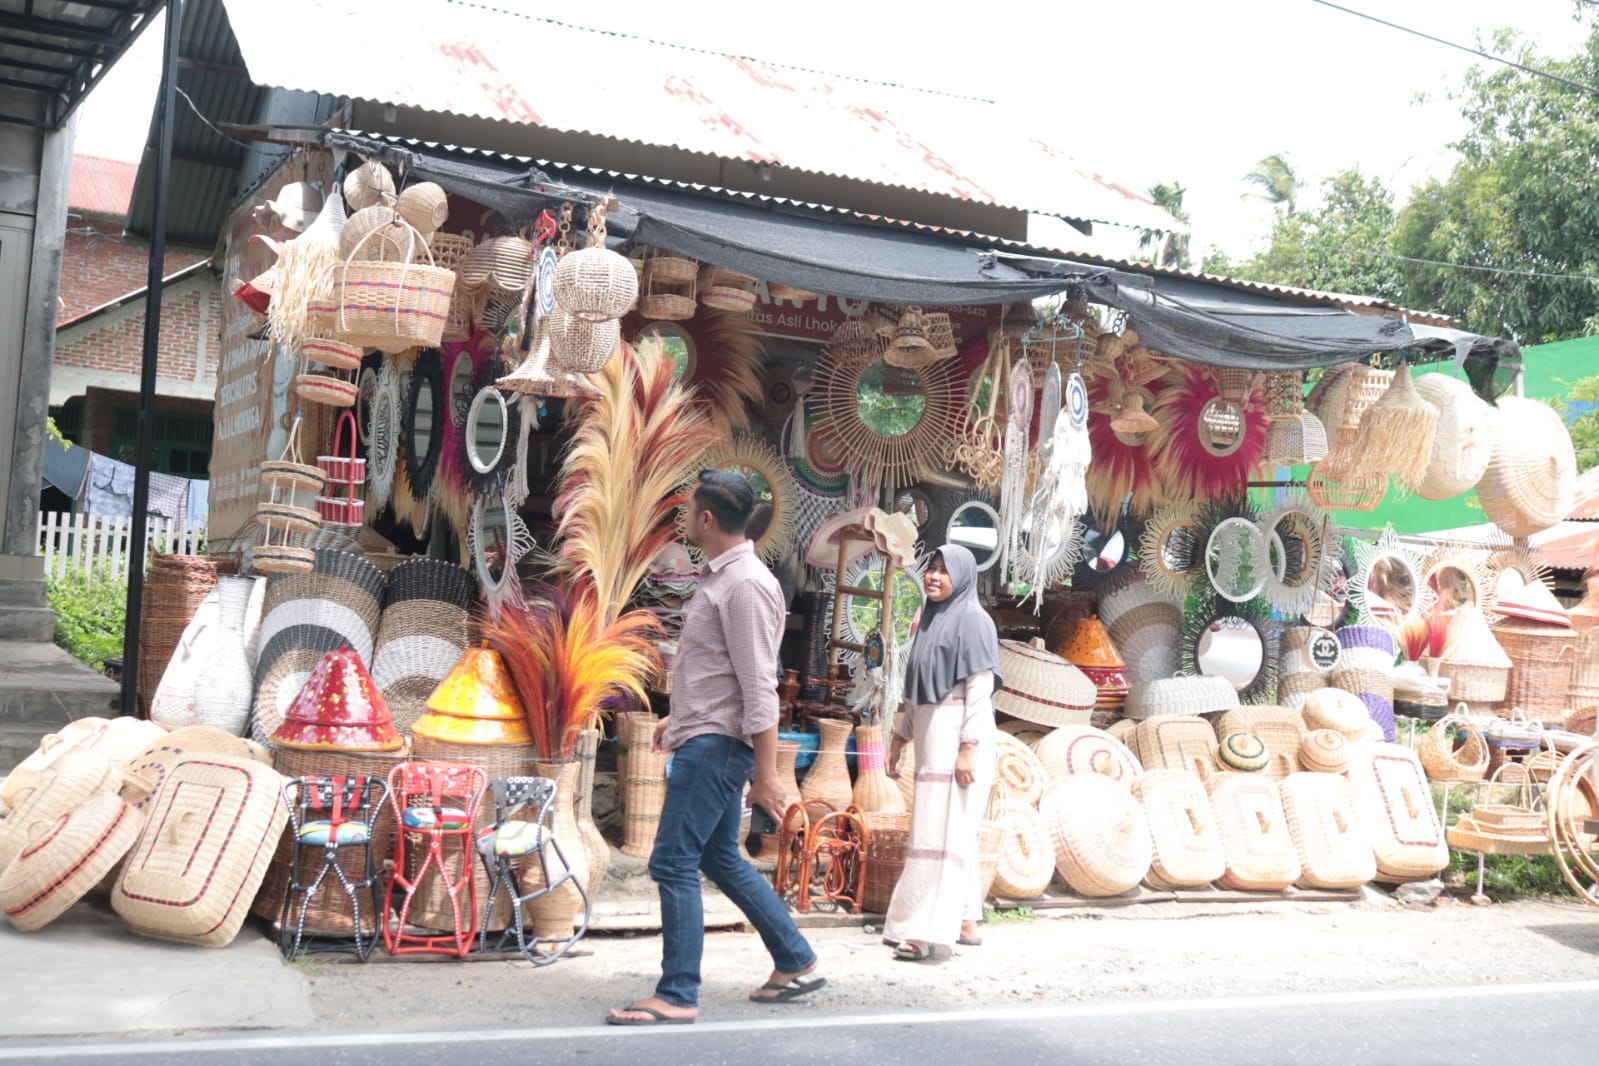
[757,741,804,862]
[191,576,254,736]
[621,713,668,859]
[524,760,591,940]
[574,728,610,901]
[851,724,907,814]
[800,718,854,819]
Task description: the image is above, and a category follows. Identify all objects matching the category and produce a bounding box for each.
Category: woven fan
[1348,363,1438,491]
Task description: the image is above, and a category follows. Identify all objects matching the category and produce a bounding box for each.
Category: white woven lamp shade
[1348,364,1439,488]
[1476,397,1578,538]
[554,246,639,322]
[1412,374,1494,500]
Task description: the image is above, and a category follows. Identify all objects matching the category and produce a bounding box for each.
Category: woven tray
[1130,716,1218,778]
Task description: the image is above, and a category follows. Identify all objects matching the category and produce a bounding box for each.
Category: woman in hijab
[883,544,1001,961]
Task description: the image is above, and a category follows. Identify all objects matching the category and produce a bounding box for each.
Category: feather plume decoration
[626,307,766,435]
[482,581,662,759]
[552,342,720,627]
[1145,363,1269,508]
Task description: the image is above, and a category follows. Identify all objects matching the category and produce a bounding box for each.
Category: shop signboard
[746,286,998,349]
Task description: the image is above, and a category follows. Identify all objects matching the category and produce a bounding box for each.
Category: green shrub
[46,566,126,671]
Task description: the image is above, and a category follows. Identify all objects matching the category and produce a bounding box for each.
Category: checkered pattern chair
[476,775,592,966]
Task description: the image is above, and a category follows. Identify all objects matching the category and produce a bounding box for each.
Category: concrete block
[0,554,44,581]
[0,578,47,607]
[0,605,53,642]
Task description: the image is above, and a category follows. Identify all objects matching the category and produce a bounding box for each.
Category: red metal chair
[383,761,487,958]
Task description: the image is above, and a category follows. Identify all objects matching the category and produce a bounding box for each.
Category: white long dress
[882,669,997,947]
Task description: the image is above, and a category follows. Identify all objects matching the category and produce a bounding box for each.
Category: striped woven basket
[1032,725,1142,787]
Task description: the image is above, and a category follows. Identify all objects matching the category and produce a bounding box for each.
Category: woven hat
[1040,774,1153,897]
[1348,364,1438,488]
[1032,725,1142,787]
[412,643,533,746]
[0,793,141,931]
[991,732,1049,807]
[1495,579,1571,628]
[271,648,403,752]
[993,639,1098,727]
[1216,731,1271,772]
[1205,773,1300,891]
[1476,397,1578,538]
[1412,374,1495,500]
[263,181,324,233]
[0,750,122,873]
[1299,729,1351,774]
[1132,769,1226,889]
[1123,674,1239,721]
[988,802,1055,900]
[1441,605,1513,668]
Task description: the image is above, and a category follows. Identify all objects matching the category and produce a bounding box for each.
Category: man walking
[606,470,823,1026]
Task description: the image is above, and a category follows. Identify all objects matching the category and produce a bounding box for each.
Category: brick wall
[54,276,223,385]
[57,214,209,326]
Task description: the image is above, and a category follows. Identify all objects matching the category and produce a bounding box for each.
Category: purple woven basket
[1337,624,1399,657]
[1358,692,1397,743]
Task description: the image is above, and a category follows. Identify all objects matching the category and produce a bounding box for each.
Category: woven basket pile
[1344,744,1448,882]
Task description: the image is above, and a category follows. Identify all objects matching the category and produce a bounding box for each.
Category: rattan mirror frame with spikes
[811,344,958,493]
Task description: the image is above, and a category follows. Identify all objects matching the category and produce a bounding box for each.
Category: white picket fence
[37,511,206,582]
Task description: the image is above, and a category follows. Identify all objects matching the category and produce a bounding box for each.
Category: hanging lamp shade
[554,246,639,322]
[1111,391,1159,436]
[1411,374,1494,500]
[1476,397,1578,538]
[496,323,599,399]
[412,642,534,745]
[883,306,935,368]
[1348,364,1439,488]
[271,648,403,752]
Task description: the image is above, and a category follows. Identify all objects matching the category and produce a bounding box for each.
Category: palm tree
[1138,181,1191,269]
[1243,154,1299,218]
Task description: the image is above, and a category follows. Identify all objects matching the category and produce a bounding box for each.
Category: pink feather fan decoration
[1145,363,1269,508]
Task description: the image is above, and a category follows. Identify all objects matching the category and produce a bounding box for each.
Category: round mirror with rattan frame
[682,436,799,565]
[812,346,957,492]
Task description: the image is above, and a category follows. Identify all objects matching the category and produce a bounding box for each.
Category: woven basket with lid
[1131,769,1226,889]
[1301,688,1371,739]
[1214,706,1304,780]
[987,801,1055,900]
[0,750,123,873]
[1130,716,1219,778]
[0,792,143,931]
[1206,773,1301,891]
[991,732,1049,807]
[1040,774,1153,897]
[1345,743,1448,882]
[993,639,1097,728]
[1299,729,1351,775]
[1279,771,1377,889]
[1032,725,1142,787]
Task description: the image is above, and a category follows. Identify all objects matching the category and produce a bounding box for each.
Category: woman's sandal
[893,941,935,962]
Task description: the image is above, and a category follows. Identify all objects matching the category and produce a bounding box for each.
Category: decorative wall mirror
[628,312,764,434]
[1484,542,1548,622]
[1197,398,1248,457]
[1013,514,1083,592]
[367,361,400,511]
[469,486,533,617]
[1422,547,1493,618]
[813,345,958,492]
[947,500,1002,572]
[894,488,933,530]
[1072,506,1138,592]
[689,436,798,565]
[1139,504,1204,602]
[355,362,378,447]
[403,350,444,501]
[1205,515,1270,603]
[459,356,521,495]
[448,348,476,429]
[1262,495,1333,619]
[635,320,696,381]
[839,550,926,654]
[1351,527,1431,632]
[1183,609,1277,703]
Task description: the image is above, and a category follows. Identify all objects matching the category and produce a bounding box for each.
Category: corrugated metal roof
[67,154,138,217]
[0,0,165,129]
[217,0,1180,236]
[1570,466,1599,522]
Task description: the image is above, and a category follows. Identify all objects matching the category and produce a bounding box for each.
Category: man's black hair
[693,469,755,535]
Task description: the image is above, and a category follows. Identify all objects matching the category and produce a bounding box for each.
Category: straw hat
[1217,731,1271,772]
[412,643,532,746]
[1299,729,1351,774]
[1122,674,1239,721]
[864,507,919,570]
[1033,725,1143,787]
[1495,578,1571,627]
[1040,773,1153,897]
[1412,374,1494,500]
[0,793,142,931]
[1476,397,1578,538]
[994,640,1098,727]
[271,648,403,752]
[1300,688,1370,740]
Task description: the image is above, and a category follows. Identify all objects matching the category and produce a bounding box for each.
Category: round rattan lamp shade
[1412,374,1494,500]
[0,793,141,931]
[1040,773,1153,897]
[1476,397,1578,538]
[993,640,1097,728]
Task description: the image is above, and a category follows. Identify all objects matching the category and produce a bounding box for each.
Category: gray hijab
[904,544,1001,705]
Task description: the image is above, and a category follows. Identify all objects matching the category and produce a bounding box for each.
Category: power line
[1311,1,1599,98]
[1264,237,1599,283]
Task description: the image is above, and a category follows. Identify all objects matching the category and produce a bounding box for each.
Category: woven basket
[302,337,363,370]
[334,222,455,352]
[1301,688,1370,740]
[1131,716,1219,778]
[343,161,396,212]
[1206,773,1301,890]
[139,554,234,714]
[621,713,668,860]
[861,810,910,914]
[1216,732,1271,773]
[978,818,1003,900]
[123,726,272,814]
[1573,630,1599,711]
[998,719,1050,748]
[1345,743,1448,882]
[396,182,449,235]
[112,754,288,947]
[852,724,906,815]
[1040,774,1152,897]
[1493,622,1578,721]
[1476,397,1578,538]
[644,255,699,284]
[988,801,1055,899]
[1124,675,1239,721]
[0,750,123,872]
[1412,374,1495,500]
[992,640,1098,727]
[339,207,416,263]
[555,246,639,322]
[1132,770,1225,889]
[1279,771,1377,889]
[0,717,109,808]
[1032,725,1142,787]
[1440,605,1512,703]
[549,310,621,374]
[0,792,142,931]
[1214,706,1303,780]
[1299,730,1351,775]
[1416,710,1488,782]
[991,732,1049,807]
[1277,627,1329,710]
[1445,815,1551,856]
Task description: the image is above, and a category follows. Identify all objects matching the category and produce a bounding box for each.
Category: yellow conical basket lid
[424,642,526,722]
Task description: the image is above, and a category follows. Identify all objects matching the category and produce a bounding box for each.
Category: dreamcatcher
[998,358,1033,586]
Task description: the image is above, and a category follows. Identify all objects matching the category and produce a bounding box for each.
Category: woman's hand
[955,744,977,789]
[886,736,906,779]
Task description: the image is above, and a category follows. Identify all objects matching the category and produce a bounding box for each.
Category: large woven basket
[993,639,1097,727]
[1279,772,1377,890]
[122,725,273,813]
[1214,706,1304,781]
[1039,774,1152,897]
[139,554,235,714]
[1032,725,1142,788]
[1130,716,1218,778]
[370,559,475,734]
[620,713,668,860]
[991,732,1049,807]
[1475,397,1578,538]
[1412,374,1495,500]
[1493,622,1578,722]
[988,801,1055,900]
[1277,627,1329,710]
[861,810,910,914]
[1345,743,1448,882]
[1206,773,1301,891]
[1132,770,1225,889]
[1416,709,1488,783]
[334,222,456,353]
[1574,629,1599,711]
[0,792,143,931]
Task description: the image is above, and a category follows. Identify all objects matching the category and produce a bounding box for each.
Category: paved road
[4,980,1594,1066]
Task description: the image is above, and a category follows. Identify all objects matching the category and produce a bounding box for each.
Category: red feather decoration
[1145,363,1269,508]
[1085,375,1167,524]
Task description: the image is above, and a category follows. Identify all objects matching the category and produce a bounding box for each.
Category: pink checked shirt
[660,540,785,752]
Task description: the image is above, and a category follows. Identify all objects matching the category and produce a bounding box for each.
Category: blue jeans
[649,732,815,1007]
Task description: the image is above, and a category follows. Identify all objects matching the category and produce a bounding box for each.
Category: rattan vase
[525,760,590,939]
[851,724,906,814]
[574,728,610,901]
[757,741,804,863]
[190,576,254,737]
[620,713,667,860]
[800,718,854,819]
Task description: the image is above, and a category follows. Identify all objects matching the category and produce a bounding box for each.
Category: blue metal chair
[476,775,592,966]
[278,774,388,961]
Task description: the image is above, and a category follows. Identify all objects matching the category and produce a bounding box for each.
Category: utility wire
[1311,1,1599,98]
[175,85,288,153]
[1266,238,1599,283]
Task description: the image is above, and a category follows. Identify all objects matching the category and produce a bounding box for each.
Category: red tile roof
[68,155,139,218]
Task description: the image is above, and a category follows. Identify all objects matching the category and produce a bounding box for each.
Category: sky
[72,0,1595,259]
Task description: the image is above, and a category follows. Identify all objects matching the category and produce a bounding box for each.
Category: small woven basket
[1299,730,1351,775]
[1215,706,1304,780]
[1416,709,1489,782]
[302,337,363,370]
[620,713,668,860]
[861,810,911,914]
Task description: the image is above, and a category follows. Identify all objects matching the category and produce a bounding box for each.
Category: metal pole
[120,0,184,717]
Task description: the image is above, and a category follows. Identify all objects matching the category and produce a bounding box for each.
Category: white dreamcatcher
[998,358,1034,585]
[1015,363,1091,609]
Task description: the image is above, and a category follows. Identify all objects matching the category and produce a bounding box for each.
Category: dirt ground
[297,894,1599,1028]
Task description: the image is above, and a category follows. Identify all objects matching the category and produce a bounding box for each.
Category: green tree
[1392,25,1599,341]
[1242,153,1300,218]
[1562,373,1599,473]
[1138,181,1191,269]
[1229,168,1403,302]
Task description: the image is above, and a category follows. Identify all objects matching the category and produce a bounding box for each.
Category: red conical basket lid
[272,648,403,752]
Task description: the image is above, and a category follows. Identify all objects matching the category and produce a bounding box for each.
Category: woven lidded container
[122,725,273,813]
[1040,774,1152,897]
[1412,374,1495,500]
[993,639,1097,728]
[1279,771,1377,890]
[1301,688,1371,740]
[112,754,288,947]
[1032,725,1142,788]
[0,717,110,808]
[0,750,123,872]
[1344,743,1448,883]
[1206,773,1301,891]
[1493,621,1578,722]
[1476,397,1578,538]
[991,732,1049,807]
[1216,731,1271,773]
[988,801,1055,900]
[1131,770,1225,889]
[1131,716,1219,778]
[1215,706,1304,780]
[0,793,143,931]
[1123,675,1239,721]
[1299,729,1351,775]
